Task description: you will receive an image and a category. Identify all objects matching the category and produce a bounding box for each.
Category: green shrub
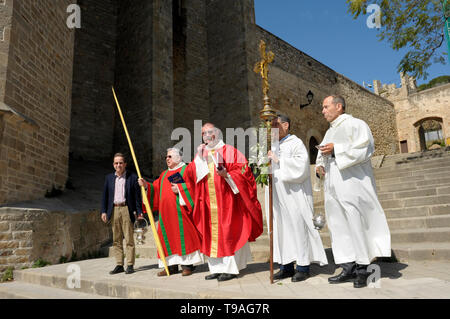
[417,75,450,91]
[1,267,14,282]
[32,258,51,268]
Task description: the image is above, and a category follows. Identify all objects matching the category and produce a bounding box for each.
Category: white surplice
[265,135,328,267]
[316,114,391,265]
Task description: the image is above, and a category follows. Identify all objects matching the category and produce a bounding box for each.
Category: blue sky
[254,1,449,88]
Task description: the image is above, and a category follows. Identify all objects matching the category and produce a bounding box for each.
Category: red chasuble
[184,144,263,258]
[143,164,201,258]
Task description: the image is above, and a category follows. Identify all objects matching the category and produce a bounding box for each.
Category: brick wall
[0,0,75,204]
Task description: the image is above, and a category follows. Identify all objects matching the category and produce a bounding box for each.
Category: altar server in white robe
[316,95,391,288]
[266,114,328,282]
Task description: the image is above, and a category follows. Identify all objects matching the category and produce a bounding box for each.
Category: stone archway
[309,136,319,164]
[306,128,323,164]
[414,117,444,151]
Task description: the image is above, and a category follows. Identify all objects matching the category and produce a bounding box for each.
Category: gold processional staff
[112,87,170,276]
[254,40,277,284]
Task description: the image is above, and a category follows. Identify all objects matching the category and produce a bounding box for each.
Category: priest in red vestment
[183,123,263,282]
[139,148,203,276]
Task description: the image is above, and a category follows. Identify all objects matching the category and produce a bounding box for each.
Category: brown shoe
[157,269,169,277]
[157,265,178,276]
[181,268,193,276]
[181,265,195,276]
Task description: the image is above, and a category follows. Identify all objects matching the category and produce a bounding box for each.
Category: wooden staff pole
[254,40,277,283]
[267,120,274,284]
[112,87,170,276]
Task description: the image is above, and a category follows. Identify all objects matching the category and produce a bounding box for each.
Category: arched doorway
[414,117,444,151]
[309,136,319,164]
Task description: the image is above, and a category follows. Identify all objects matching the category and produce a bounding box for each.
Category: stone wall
[392,83,450,153]
[69,0,118,162]
[0,208,111,276]
[0,0,75,204]
[246,25,398,158]
[205,0,253,131]
[114,0,174,177]
[173,0,210,160]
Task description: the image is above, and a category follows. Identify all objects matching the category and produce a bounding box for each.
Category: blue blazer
[101,171,143,223]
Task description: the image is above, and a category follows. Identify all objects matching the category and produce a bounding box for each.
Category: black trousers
[340,262,368,276]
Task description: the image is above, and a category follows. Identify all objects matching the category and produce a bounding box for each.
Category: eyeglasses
[202,130,215,136]
[165,155,172,159]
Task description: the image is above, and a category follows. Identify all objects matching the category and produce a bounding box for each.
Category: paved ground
[3,252,449,300]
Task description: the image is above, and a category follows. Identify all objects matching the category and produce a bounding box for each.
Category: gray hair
[330,95,346,111]
[167,148,183,158]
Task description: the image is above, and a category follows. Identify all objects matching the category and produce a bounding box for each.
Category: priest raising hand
[184,122,264,282]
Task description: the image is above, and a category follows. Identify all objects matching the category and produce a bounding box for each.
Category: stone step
[376,177,450,193]
[383,204,450,219]
[0,281,115,299]
[376,171,446,186]
[375,162,450,180]
[248,242,450,264]
[390,243,450,262]
[381,156,450,168]
[307,214,450,233]
[314,203,450,218]
[387,215,450,230]
[320,227,450,246]
[378,186,450,201]
[379,194,450,210]
[380,150,450,166]
[376,157,450,173]
[11,258,274,299]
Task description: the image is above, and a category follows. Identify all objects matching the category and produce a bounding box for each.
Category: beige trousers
[112,206,135,266]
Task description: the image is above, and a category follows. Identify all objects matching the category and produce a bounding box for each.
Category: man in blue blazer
[101,153,143,275]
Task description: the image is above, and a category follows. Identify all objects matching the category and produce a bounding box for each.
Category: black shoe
[328,270,356,284]
[353,274,369,288]
[109,265,124,275]
[205,273,221,280]
[291,271,310,282]
[273,270,295,280]
[125,265,135,274]
[217,273,237,282]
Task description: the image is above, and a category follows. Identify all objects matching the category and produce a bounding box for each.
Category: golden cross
[254,40,275,97]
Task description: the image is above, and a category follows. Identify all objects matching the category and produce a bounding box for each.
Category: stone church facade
[0,0,398,205]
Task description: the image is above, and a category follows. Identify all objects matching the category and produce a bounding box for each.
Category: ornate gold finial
[254,40,275,98]
[254,40,276,122]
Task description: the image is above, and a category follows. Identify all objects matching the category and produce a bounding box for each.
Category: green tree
[346,0,448,80]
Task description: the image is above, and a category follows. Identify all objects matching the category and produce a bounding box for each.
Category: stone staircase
[314,148,450,262]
